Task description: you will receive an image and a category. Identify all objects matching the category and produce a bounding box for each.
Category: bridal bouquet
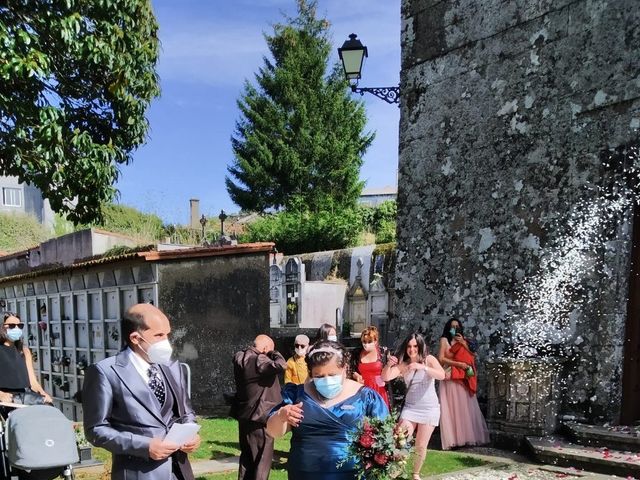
[339,414,411,480]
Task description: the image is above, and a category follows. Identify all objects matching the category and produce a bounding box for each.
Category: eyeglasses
[4,323,24,330]
[294,344,307,348]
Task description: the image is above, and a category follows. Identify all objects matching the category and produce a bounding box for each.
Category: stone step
[526,435,640,478]
[562,421,640,452]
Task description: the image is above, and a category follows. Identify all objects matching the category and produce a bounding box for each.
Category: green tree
[0,0,160,224]
[240,209,363,254]
[226,0,374,213]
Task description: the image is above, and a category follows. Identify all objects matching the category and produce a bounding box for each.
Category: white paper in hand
[164,423,200,445]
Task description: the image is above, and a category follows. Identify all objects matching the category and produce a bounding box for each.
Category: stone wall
[157,252,270,415]
[395,0,640,421]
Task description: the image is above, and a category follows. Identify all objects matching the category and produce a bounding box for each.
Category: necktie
[148,364,166,406]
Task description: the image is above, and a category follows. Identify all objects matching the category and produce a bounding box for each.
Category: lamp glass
[340,49,365,80]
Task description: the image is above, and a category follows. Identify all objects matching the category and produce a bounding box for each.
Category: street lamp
[338,33,400,105]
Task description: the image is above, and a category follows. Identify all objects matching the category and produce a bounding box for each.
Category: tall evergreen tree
[226,0,374,213]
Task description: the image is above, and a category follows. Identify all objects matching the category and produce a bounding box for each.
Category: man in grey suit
[83,304,200,480]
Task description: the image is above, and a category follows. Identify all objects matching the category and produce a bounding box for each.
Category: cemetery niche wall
[0,232,273,419]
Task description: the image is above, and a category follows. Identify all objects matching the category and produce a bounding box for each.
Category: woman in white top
[382,333,445,480]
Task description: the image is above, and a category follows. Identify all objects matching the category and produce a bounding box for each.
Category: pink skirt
[439,380,490,450]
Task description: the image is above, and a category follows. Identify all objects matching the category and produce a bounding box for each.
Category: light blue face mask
[314,374,344,399]
[7,328,23,342]
[449,328,457,337]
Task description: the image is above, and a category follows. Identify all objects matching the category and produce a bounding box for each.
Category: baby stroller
[1,405,78,480]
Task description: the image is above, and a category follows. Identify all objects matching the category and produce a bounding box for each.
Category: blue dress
[275,383,389,480]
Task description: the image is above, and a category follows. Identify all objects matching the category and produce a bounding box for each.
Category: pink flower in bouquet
[374,452,389,466]
[359,432,375,448]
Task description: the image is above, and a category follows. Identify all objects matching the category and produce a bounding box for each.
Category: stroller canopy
[5,405,79,470]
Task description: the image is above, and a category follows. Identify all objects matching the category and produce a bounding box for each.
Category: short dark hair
[397,332,428,364]
[307,340,347,372]
[121,310,148,347]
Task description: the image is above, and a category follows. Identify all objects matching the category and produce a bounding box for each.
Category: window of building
[2,187,22,207]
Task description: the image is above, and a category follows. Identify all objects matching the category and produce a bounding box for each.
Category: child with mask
[0,313,52,404]
[267,340,388,480]
[284,334,309,385]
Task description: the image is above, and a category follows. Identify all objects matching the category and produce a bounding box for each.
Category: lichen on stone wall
[396,0,640,422]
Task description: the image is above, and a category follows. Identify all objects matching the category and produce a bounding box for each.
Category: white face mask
[327,335,338,342]
[140,337,173,365]
[362,342,376,352]
[295,346,307,357]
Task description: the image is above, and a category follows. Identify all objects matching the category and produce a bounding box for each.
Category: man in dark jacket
[232,334,286,480]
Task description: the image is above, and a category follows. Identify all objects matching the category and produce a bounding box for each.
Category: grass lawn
[83,417,488,479]
[193,417,487,479]
[192,418,292,460]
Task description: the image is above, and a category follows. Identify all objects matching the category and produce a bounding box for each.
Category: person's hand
[459,362,470,370]
[149,437,179,460]
[353,372,364,383]
[387,355,399,367]
[267,350,281,360]
[454,334,468,347]
[278,402,304,428]
[42,392,53,404]
[180,434,201,454]
[408,362,425,371]
[0,391,13,403]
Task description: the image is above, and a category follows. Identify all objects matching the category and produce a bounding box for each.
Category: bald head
[254,334,274,354]
[127,303,163,320]
[123,303,170,348]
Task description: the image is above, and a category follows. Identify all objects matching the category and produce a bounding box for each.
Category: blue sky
[115,0,400,224]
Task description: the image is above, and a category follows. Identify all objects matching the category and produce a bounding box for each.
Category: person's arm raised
[266,402,303,438]
[381,355,401,381]
[256,350,287,375]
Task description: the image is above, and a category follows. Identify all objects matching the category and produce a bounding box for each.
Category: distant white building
[358,185,397,207]
[0,176,55,229]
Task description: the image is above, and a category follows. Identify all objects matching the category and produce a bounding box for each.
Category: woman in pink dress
[350,326,390,409]
[437,318,490,450]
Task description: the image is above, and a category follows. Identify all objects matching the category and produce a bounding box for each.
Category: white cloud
[154,0,400,88]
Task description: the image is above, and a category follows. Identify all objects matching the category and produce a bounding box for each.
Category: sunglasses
[294,344,307,348]
[4,323,24,330]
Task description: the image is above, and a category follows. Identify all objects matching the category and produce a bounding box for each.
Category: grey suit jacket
[82,349,196,480]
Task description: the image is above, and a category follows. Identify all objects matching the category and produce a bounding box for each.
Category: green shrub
[372,200,397,231]
[52,213,75,237]
[357,200,397,245]
[375,219,396,244]
[94,204,165,242]
[240,209,364,254]
[0,212,50,252]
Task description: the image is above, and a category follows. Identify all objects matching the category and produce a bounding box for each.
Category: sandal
[412,475,422,480]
